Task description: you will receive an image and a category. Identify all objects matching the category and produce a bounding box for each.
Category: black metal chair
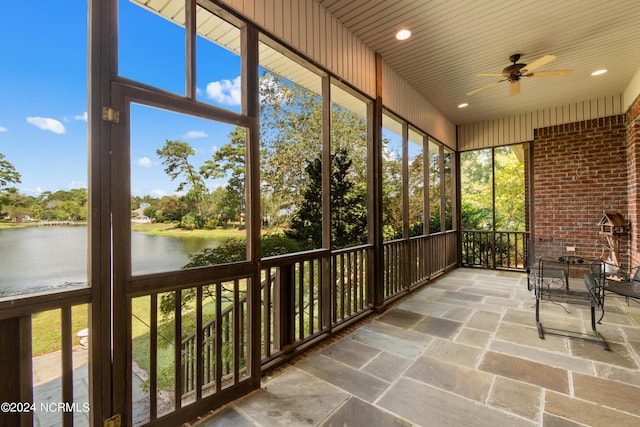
[536,256,608,350]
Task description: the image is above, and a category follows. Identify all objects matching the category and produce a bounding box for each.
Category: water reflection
[131,232,219,275]
[0,226,221,298]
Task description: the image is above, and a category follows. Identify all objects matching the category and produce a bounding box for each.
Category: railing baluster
[150,294,158,420]
[61,307,73,426]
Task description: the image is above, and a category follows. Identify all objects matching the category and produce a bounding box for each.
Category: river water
[0,226,219,298]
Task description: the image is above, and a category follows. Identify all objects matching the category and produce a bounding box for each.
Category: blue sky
[0,1,242,198]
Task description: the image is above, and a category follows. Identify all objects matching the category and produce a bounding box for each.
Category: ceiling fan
[467,54,572,96]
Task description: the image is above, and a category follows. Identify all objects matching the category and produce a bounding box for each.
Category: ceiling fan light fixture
[591,69,608,76]
[395,29,411,40]
[458,103,469,108]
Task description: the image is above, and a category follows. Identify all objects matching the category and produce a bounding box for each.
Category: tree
[382,144,403,240]
[0,153,21,215]
[286,148,367,249]
[259,73,323,223]
[201,127,246,225]
[156,195,188,222]
[460,146,525,231]
[1,187,29,221]
[285,156,323,248]
[0,153,21,188]
[156,140,207,215]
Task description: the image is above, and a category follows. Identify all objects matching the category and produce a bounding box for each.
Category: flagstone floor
[192,268,640,427]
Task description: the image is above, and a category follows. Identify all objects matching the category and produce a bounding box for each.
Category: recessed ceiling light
[396,29,411,40]
[458,103,469,108]
[591,69,608,76]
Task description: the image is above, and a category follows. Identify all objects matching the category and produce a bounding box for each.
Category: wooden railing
[461,230,528,270]
[383,239,406,299]
[332,245,372,325]
[259,245,373,367]
[179,281,246,397]
[384,231,458,300]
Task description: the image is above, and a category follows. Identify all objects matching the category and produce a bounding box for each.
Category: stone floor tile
[593,362,640,387]
[545,390,640,426]
[460,287,513,299]
[621,325,640,342]
[377,377,536,427]
[573,372,640,416]
[486,296,522,308]
[396,299,452,317]
[404,355,493,403]
[629,339,640,358]
[321,337,381,369]
[296,354,390,403]
[441,290,485,302]
[234,367,348,427]
[502,308,538,326]
[436,296,505,313]
[455,327,492,348]
[426,337,482,368]
[319,397,411,427]
[479,351,570,393]
[377,308,425,329]
[351,327,426,358]
[570,340,638,369]
[495,320,570,352]
[412,315,462,339]
[542,412,588,426]
[601,310,639,327]
[488,376,542,421]
[196,408,257,427]
[361,351,412,383]
[442,305,475,322]
[594,324,628,344]
[466,310,502,332]
[361,320,434,346]
[489,340,595,375]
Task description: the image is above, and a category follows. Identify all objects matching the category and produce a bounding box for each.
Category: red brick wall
[533,115,628,264]
[627,94,640,267]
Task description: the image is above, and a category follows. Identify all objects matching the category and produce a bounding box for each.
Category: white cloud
[26,116,66,134]
[151,189,166,197]
[75,112,88,122]
[136,157,154,168]
[0,126,7,132]
[206,76,241,105]
[184,130,208,139]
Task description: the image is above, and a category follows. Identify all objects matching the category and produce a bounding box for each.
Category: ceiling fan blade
[466,80,505,95]
[477,73,507,77]
[521,54,556,73]
[527,70,572,77]
[509,80,521,96]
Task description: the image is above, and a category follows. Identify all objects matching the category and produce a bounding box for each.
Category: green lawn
[0,220,39,230]
[132,223,247,240]
[31,305,89,355]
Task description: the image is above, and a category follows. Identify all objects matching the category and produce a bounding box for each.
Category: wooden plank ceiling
[318,0,640,124]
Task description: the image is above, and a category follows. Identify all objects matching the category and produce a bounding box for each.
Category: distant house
[132,215,151,224]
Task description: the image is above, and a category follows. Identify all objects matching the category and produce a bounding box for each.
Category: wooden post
[371,53,385,310]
